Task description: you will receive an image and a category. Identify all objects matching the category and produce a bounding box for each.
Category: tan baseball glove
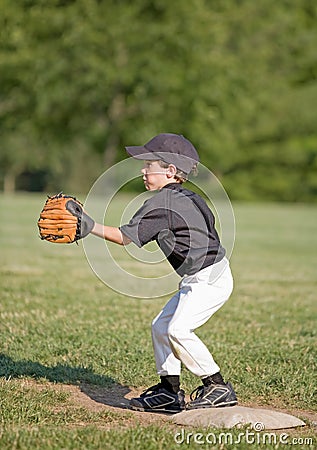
[37,193,95,243]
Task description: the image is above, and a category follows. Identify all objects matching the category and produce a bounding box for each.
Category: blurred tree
[0,0,316,200]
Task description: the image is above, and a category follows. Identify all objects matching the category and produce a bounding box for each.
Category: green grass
[0,193,316,449]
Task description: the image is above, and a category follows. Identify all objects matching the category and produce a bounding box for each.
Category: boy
[87,133,237,413]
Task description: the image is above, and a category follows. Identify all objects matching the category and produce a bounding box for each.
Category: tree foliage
[0,0,316,200]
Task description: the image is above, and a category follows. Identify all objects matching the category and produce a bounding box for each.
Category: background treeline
[0,0,316,201]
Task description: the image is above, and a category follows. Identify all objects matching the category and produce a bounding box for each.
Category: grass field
[0,193,316,449]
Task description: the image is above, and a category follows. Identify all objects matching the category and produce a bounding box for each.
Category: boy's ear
[167,164,177,177]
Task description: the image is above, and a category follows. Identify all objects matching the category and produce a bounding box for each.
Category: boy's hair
[158,160,197,183]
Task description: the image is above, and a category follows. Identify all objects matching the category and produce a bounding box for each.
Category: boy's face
[141,160,176,191]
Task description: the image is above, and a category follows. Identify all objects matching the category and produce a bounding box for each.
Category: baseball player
[89,133,238,413]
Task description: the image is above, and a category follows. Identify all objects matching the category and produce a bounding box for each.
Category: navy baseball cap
[125,133,199,174]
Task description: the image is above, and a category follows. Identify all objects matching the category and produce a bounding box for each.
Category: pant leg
[151,292,182,376]
[167,261,234,377]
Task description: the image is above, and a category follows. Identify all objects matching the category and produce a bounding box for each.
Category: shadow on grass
[0,353,114,386]
[0,353,132,409]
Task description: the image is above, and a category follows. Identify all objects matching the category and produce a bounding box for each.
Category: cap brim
[125,146,158,160]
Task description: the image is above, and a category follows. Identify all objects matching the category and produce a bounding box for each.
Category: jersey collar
[160,182,182,191]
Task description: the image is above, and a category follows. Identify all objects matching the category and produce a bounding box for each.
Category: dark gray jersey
[120,183,225,276]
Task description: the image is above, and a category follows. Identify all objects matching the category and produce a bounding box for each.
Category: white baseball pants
[151,258,233,378]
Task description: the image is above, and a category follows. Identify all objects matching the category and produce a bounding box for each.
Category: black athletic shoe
[186,382,237,410]
[130,383,185,413]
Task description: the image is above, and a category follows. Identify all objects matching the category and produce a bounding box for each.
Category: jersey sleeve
[119,198,168,248]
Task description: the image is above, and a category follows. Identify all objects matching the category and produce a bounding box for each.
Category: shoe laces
[140,383,164,397]
[189,385,205,401]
